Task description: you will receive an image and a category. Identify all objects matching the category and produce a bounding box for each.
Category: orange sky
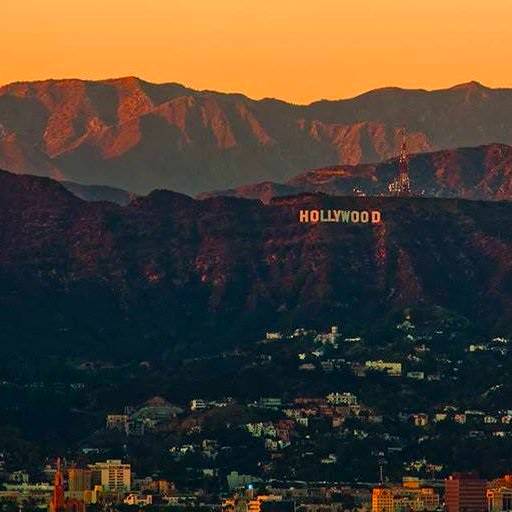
[2,0,511,104]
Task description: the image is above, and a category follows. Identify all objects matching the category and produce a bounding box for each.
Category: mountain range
[2,78,512,195]
[1,169,512,359]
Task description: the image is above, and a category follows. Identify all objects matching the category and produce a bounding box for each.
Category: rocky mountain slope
[1,78,512,195]
[1,169,512,358]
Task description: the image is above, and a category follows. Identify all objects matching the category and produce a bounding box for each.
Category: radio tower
[377,452,387,484]
[388,130,411,196]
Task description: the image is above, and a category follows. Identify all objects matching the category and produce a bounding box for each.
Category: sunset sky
[2,0,511,104]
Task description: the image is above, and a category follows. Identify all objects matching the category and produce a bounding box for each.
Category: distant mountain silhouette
[61,181,134,205]
[200,144,512,202]
[2,78,512,195]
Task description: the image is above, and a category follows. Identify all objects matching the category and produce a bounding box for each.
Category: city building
[365,361,402,377]
[88,460,131,493]
[49,460,85,512]
[394,480,439,511]
[409,413,429,427]
[372,480,439,512]
[372,487,394,512]
[445,473,487,512]
[190,399,208,411]
[106,415,128,430]
[326,392,358,406]
[487,475,512,512]
[67,468,92,494]
[226,471,262,490]
[406,371,425,380]
[266,332,283,341]
[223,494,291,512]
[66,468,92,502]
[124,493,153,506]
[8,470,29,484]
[315,326,341,346]
[259,398,283,409]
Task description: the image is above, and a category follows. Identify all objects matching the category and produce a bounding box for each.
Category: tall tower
[50,458,65,512]
[388,131,411,196]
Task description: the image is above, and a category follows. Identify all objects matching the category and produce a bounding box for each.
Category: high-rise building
[68,468,92,493]
[372,487,394,512]
[445,473,487,512]
[66,468,93,503]
[88,459,131,493]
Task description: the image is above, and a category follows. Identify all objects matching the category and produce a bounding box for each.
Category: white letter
[371,210,382,224]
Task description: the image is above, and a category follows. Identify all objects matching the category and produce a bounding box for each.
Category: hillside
[1,169,512,359]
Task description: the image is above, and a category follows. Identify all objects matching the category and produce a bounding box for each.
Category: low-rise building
[365,361,402,377]
[488,475,512,512]
[124,493,153,506]
[106,415,128,430]
[372,481,439,512]
[326,392,358,406]
[190,399,208,411]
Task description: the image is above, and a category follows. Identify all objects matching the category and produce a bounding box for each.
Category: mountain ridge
[200,143,512,202]
[2,78,512,195]
[60,180,134,205]
[1,76,494,105]
[1,168,512,358]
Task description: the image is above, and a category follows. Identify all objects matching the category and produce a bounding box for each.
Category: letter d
[371,210,382,224]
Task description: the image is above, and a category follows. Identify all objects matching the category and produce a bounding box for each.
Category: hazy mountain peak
[449,80,488,90]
